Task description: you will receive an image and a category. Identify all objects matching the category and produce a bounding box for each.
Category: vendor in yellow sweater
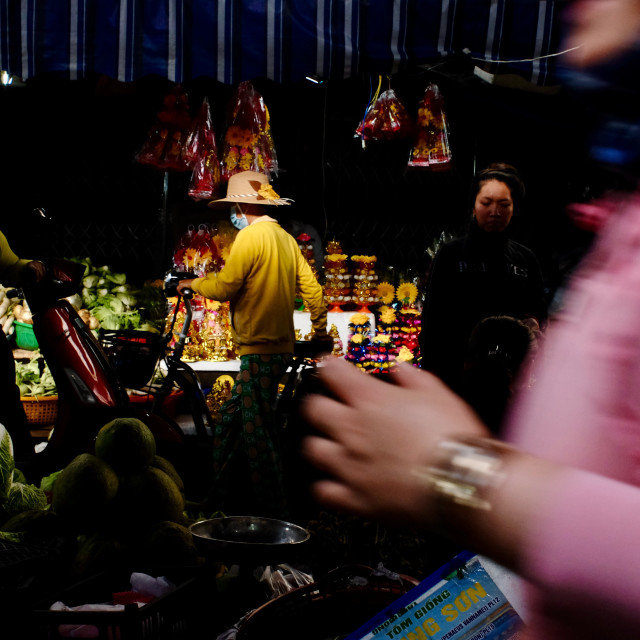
[177,171,328,518]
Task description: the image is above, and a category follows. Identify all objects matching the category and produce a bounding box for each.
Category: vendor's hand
[310,334,333,352]
[176,279,195,295]
[301,358,489,528]
[25,260,46,283]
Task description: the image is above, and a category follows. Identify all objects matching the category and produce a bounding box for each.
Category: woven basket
[21,396,59,426]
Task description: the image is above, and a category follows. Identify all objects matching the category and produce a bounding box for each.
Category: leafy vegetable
[15,359,57,397]
[68,257,166,332]
[65,293,83,310]
[0,425,14,497]
[4,482,48,516]
[83,274,99,289]
[106,272,127,285]
[40,470,63,494]
[116,292,138,308]
[0,531,26,543]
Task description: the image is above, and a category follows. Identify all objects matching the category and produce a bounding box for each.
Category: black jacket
[419,222,547,391]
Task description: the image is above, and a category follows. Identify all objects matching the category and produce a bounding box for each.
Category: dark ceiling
[1,59,598,291]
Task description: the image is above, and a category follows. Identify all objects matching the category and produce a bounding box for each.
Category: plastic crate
[31,567,210,639]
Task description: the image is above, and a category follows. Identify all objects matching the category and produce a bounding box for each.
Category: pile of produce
[0,419,200,578]
[15,358,56,398]
[70,257,166,333]
[50,417,198,576]
[0,285,22,337]
[0,425,48,527]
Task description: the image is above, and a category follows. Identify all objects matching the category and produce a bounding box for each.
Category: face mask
[230,206,248,230]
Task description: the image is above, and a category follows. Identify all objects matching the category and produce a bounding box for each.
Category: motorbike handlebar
[163,270,197,299]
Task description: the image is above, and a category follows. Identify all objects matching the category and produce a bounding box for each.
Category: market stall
[0,3,579,637]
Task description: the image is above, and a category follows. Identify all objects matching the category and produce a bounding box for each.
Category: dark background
[0,57,599,296]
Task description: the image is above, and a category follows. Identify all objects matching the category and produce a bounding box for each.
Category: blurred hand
[25,260,46,283]
[301,357,489,528]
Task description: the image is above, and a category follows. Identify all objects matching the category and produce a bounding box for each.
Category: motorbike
[22,258,192,484]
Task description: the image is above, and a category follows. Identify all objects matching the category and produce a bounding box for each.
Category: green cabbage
[116,292,138,309]
[82,274,99,289]
[81,288,98,308]
[15,360,57,397]
[4,482,48,516]
[106,272,127,285]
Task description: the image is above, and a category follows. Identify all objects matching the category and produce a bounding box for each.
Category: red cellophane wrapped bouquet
[169,225,235,361]
[188,97,222,201]
[136,85,195,171]
[355,82,414,145]
[221,81,278,180]
[408,83,452,169]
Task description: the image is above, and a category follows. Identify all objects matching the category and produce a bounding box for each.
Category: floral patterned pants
[209,353,291,518]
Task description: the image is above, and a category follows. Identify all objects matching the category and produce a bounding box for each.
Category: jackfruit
[94,417,157,474]
[51,453,119,532]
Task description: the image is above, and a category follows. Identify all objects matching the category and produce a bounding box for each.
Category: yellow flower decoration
[397,346,415,362]
[241,131,258,148]
[351,334,364,344]
[326,254,348,262]
[351,255,377,262]
[379,306,396,324]
[396,282,419,304]
[377,282,395,304]
[350,312,370,326]
[373,334,391,344]
[183,247,198,269]
[225,125,245,147]
[257,183,280,200]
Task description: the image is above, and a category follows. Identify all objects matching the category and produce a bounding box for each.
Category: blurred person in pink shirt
[300,1,640,638]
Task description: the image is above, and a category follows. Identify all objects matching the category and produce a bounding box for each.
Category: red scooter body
[26,260,184,475]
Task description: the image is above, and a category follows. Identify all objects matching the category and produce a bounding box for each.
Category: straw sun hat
[208,171,292,208]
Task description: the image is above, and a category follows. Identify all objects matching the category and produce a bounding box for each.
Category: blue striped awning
[1,1,565,86]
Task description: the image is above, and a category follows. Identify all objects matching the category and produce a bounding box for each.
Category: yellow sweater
[191,218,327,356]
[0,231,30,286]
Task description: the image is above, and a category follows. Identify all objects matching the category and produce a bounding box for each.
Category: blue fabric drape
[0,0,565,85]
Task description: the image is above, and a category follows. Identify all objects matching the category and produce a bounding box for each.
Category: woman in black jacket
[419,164,547,395]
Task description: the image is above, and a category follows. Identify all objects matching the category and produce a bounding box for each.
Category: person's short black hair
[469,163,526,213]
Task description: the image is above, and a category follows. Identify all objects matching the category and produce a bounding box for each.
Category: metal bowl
[189,516,310,565]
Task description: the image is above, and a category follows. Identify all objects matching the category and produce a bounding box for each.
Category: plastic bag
[172,225,196,271]
[136,85,194,171]
[221,81,278,179]
[355,84,414,144]
[256,564,314,599]
[408,83,452,169]
[188,97,222,201]
[174,224,220,276]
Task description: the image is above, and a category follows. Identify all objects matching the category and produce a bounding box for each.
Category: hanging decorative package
[173,224,221,276]
[187,97,222,201]
[135,85,195,171]
[409,83,453,169]
[221,81,278,180]
[355,87,414,143]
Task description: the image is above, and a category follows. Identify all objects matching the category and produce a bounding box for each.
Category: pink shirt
[505,193,640,637]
